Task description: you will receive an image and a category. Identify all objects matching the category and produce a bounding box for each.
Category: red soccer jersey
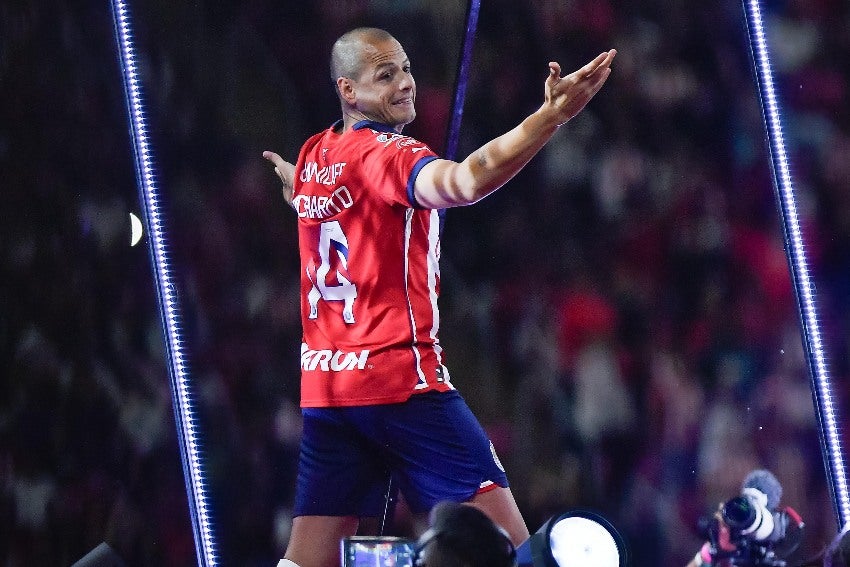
[293,120,454,407]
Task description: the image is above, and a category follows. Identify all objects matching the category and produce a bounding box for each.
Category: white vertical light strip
[110,1,219,564]
[743,0,849,526]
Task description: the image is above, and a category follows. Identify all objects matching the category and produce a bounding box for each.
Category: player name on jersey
[292,185,355,219]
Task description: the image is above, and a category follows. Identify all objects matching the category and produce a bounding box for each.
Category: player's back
[293,121,453,407]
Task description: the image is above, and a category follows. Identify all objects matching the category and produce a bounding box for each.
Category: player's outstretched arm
[414,49,616,210]
[262,150,296,208]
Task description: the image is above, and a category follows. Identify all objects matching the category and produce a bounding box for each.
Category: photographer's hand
[687,509,738,567]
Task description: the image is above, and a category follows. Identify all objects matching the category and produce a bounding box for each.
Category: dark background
[2,0,849,565]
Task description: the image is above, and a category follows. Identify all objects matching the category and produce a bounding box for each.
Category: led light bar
[445,0,481,161]
[743,0,849,526]
[110,1,219,564]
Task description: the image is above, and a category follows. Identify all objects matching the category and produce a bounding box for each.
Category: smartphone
[341,536,416,567]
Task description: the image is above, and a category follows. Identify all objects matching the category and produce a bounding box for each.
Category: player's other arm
[262,150,296,208]
[414,50,616,210]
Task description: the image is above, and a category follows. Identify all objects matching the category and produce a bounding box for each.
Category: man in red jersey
[264,27,615,567]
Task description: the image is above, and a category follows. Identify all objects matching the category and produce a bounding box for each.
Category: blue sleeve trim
[407,155,439,209]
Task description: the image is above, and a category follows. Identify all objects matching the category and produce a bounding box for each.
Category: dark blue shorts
[293,390,509,517]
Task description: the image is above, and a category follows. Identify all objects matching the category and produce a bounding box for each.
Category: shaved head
[329,27,416,131]
[330,27,397,85]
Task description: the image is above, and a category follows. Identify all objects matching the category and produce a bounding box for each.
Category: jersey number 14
[306,220,357,324]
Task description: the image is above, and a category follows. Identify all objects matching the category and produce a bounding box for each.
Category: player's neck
[340,109,404,134]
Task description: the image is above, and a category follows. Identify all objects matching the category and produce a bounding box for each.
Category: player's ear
[337,77,356,104]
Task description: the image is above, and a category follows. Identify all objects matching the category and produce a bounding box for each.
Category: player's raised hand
[542,49,616,126]
[262,150,296,208]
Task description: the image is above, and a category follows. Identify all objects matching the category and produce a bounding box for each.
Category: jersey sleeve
[358,133,438,208]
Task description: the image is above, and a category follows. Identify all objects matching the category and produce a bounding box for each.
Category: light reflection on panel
[743,0,849,527]
[110,0,219,564]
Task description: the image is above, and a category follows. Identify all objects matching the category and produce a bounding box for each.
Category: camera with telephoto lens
[699,493,803,567]
[723,495,778,544]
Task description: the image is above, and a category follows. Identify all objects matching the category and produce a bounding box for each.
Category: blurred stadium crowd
[2,0,849,565]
